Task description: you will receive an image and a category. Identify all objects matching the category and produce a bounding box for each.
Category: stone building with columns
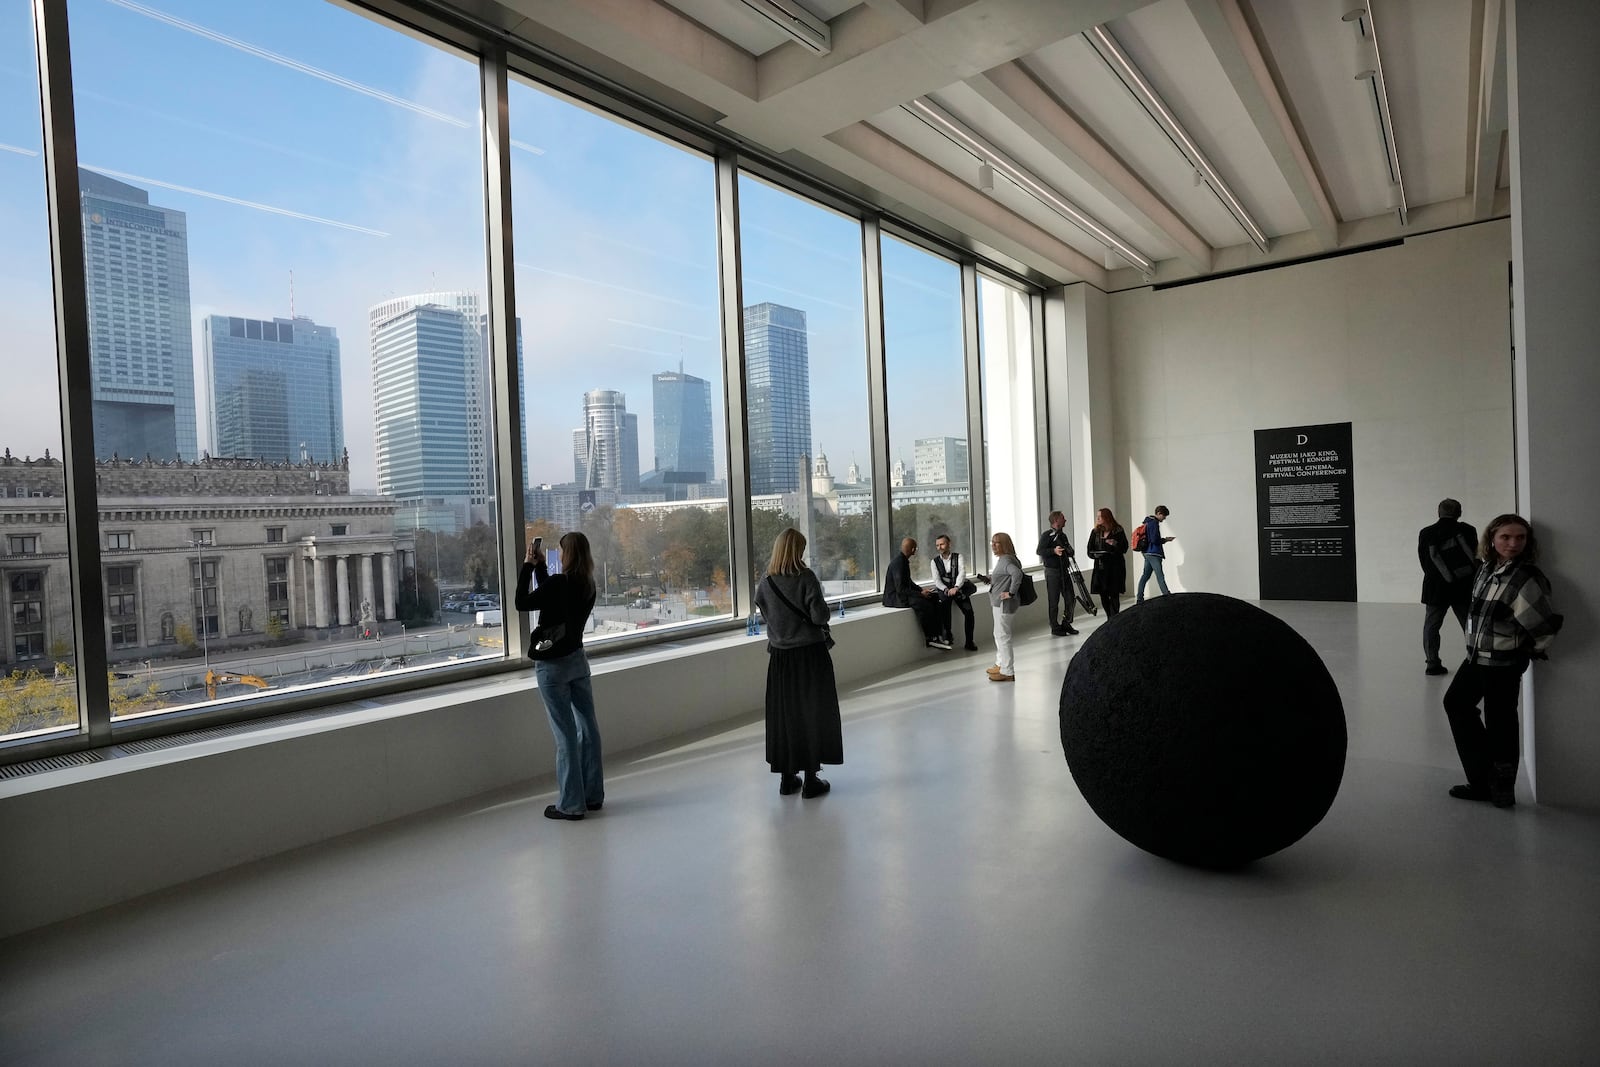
[0,450,415,670]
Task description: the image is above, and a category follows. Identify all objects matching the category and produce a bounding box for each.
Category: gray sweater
[988,555,1022,615]
[754,569,832,649]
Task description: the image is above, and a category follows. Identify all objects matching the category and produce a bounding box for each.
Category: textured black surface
[1060,593,1346,868]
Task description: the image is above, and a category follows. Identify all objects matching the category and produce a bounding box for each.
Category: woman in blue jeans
[515,532,602,822]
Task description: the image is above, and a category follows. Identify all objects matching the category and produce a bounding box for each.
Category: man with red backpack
[1134,506,1174,603]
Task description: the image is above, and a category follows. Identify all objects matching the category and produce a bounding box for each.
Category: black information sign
[1255,422,1355,602]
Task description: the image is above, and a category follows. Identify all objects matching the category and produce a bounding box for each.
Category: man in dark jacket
[1419,498,1478,676]
[883,537,950,649]
[1036,511,1078,636]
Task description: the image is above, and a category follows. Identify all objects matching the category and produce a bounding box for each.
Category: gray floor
[3,603,1598,1066]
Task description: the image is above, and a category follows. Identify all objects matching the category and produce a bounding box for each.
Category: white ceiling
[489,0,1510,289]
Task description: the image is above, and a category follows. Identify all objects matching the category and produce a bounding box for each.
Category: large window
[1,0,78,740]
[881,236,971,572]
[977,276,1040,551]
[67,0,496,718]
[737,176,874,594]
[509,77,730,633]
[106,565,139,649]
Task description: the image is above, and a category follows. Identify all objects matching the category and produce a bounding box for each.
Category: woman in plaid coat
[1442,513,1562,809]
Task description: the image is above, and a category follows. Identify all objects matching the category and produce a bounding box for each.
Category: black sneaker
[544,805,584,821]
[801,776,831,799]
[963,642,979,652]
[1448,784,1490,801]
[926,638,953,650]
[1425,664,1449,676]
[779,774,802,796]
[1063,626,1080,635]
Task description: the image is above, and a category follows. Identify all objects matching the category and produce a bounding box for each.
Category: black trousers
[1443,659,1525,790]
[937,591,975,645]
[905,596,943,640]
[1044,567,1072,629]
[1098,593,1120,617]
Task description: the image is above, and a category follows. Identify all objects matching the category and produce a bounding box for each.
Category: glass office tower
[651,368,714,481]
[202,315,343,463]
[79,168,198,461]
[743,302,811,494]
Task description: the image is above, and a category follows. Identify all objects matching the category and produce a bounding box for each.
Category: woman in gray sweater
[980,531,1023,682]
[753,528,842,798]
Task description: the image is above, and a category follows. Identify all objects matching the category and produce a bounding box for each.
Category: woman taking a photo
[754,528,842,798]
[1086,507,1129,617]
[516,532,603,822]
[981,532,1023,682]
[1443,513,1561,809]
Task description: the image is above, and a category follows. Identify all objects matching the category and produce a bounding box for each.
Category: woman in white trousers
[982,532,1022,682]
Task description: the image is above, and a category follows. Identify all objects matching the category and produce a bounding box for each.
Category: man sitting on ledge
[883,537,952,650]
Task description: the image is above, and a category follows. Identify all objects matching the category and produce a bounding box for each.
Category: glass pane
[510,79,730,634]
[0,1,80,741]
[737,176,874,595]
[881,236,971,577]
[977,276,1039,553]
[67,0,496,718]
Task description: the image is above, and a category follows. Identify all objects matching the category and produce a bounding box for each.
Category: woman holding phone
[516,532,603,821]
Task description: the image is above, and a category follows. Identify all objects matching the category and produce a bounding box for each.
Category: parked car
[630,598,653,609]
[474,609,503,627]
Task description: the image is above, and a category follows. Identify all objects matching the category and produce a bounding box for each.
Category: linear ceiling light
[902,98,1155,274]
[736,0,831,55]
[1085,25,1270,254]
[1344,5,1408,225]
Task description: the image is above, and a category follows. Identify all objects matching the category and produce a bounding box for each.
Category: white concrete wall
[0,598,1041,938]
[1104,221,1514,602]
[1507,0,1600,810]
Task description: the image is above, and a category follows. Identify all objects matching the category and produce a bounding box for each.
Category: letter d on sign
[1297,434,1308,445]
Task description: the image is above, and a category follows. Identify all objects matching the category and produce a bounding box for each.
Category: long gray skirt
[765,641,843,774]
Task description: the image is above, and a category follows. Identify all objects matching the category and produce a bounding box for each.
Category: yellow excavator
[204,669,271,701]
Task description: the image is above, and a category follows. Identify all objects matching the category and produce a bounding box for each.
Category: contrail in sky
[100,0,470,128]
[83,166,391,236]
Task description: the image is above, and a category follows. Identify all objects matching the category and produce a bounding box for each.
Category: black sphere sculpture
[1060,593,1346,868]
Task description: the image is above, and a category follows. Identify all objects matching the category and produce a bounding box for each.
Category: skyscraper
[651,368,714,480]
[370,295,476,529]
[743,302,810,494]
[572,389,640,493]
[79,169,197,460]
[202,315,343,463]
[368,292,525,530]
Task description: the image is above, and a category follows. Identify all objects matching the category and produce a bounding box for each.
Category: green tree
[460,522,500,593]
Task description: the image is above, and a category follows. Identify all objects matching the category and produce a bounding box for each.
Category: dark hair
[1095,507,1121,536]
[1479,513,1538,564]
[559,531,597,595]
[1154,505,1169,517]
[1438,498,1462,520]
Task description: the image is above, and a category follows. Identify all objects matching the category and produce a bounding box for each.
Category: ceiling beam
[824,122,1110,287]
[1469,0,1508,220]
[968,61,1212,273]
[1185,0,1338,250]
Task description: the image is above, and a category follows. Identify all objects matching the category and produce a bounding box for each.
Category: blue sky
[1,0,972,491]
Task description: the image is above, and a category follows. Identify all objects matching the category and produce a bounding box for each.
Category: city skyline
[4,0,976,495]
